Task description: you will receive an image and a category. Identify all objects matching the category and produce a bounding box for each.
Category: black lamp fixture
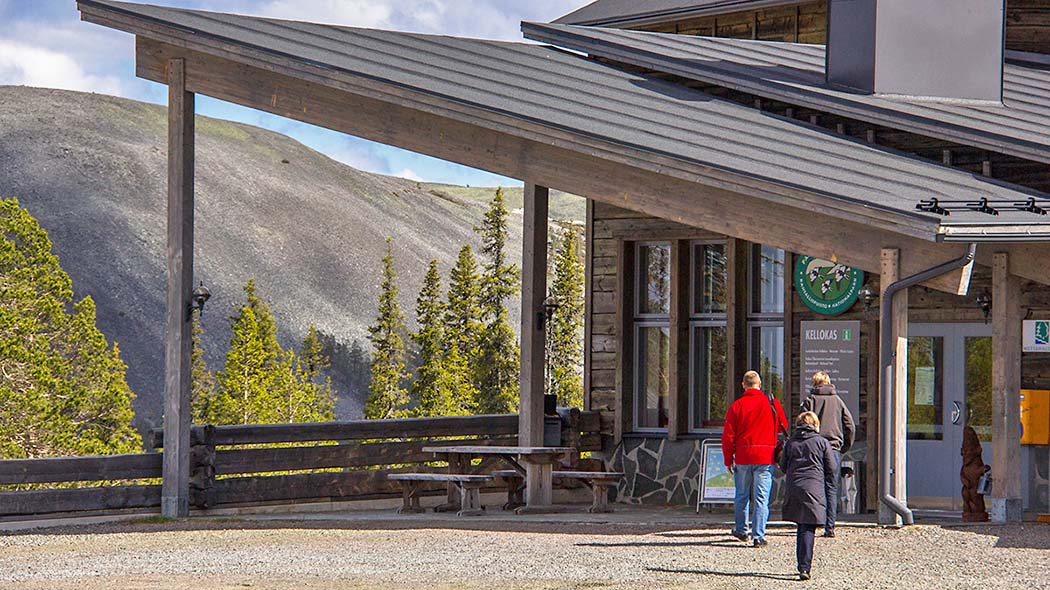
[858,283,878,314]
[542,293,561,323]
[976,289,992,323]
[189,281,211,318]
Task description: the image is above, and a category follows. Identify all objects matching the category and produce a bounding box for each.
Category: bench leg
[502,475,525,511]
[588,481,613,514]
[457,483,485,517]
[434,456,465,513]
[397,481,426,514]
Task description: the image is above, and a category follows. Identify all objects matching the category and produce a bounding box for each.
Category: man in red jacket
[722,370,788,547]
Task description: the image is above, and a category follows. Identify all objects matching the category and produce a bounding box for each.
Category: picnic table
[422,445,575,513]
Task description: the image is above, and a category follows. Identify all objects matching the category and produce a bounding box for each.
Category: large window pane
[750,325,784,400]
[638,243,671,316]
[907,336,944,440]
[692,243,727,315]
[751,245,785,314]
[692,326,728,428]
[965,337,993,443]
[636,325,670,430]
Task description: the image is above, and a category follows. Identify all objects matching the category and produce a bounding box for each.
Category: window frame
[634,241,673,320]
[687,239,728,433]
[688,320,729,432]
[633,321,671,433]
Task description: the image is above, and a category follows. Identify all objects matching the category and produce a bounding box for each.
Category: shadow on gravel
[945,524,1050,550]
[648,566,799,581]
[577,538,752,549]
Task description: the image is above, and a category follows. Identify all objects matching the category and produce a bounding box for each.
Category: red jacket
[722,389,788,466]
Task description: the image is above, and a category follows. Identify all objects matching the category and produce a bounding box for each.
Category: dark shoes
[731,530,750,543]
[799,571,811,581]
[822,529,836,538]
[752,537,768,548]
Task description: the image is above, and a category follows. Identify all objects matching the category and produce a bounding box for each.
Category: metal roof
[524,23,1050,165]
[78,0,1050,240]
[554,0,801,26]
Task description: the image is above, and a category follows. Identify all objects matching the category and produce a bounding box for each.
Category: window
[749,245,785,400]
[634,242,671,431]
[689,242,728,429]
[906,336,945,440]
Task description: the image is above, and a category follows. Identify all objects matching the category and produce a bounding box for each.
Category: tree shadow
[649,566,799,581]
[577,538,752,549]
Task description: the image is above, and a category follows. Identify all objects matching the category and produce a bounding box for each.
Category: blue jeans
[733,464,773,541]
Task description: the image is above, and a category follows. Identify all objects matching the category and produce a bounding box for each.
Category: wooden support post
[991,253,1023,522]
[519,182,549,448]
[161,58,195,519]
[783,252,795,409]
[668,240,690,440]
[726,240,750,402]
[615,240,634,442]
[879,248,908,525]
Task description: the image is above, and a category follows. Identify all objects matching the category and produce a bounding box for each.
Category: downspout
[879,243,977,526]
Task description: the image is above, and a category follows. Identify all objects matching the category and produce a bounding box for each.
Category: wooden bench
[493,470,624,513]
[387,473,493,516]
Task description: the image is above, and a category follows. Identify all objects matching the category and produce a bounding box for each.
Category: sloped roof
[524,23,1050,165]
[554,0,799,26]
[77,0,1050,240]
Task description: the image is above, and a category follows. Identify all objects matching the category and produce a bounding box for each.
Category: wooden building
[78,0,1050,523]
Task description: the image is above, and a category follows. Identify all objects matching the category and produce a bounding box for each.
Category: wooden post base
[456,482,485,517]
[397,481,426,514]
[587,482,614,513]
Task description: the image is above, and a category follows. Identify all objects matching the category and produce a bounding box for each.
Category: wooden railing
[0,410,602,519]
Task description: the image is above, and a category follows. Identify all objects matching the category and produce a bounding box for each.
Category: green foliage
[201,281,335,425]
[190,311,217,423]
[365,239,410,419]
[0,197,141,458]
[548,227,585,408]
[444,245,483,365]
[474,188,521,414]
[411,261,467,417]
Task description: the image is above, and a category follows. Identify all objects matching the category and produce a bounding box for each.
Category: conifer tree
[365,238,410,419]
[190,311,218,423]
[444,245,483,362]
[0,197,141,457]
[548,228,585,408]
[474,188,521,414]
[411,260,458,416]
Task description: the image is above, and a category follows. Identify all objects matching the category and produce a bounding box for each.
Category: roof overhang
[554,0,802,28]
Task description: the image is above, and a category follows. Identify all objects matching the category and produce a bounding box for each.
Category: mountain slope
[0,86,581,430]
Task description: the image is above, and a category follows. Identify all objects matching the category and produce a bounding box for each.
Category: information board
[800,320,861,421]
[698,439,734,510]
[1023,320,1050,353]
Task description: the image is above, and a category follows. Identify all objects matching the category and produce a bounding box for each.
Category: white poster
[1023,320,1050,353]
[914,366,935,406]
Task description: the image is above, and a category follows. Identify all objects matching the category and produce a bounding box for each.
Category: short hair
[797,411,820,429]
[811,371,831,387]
[742,370,761,388]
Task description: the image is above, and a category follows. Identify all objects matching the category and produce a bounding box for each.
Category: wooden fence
[0,410,601,519]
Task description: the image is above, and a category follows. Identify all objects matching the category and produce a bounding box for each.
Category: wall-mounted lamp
[189,281,211,319]
[976,290,992,323]
[537,293,560,330]
[858,284,878,314]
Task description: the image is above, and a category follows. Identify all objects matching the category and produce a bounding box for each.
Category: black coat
[780,425,836,525]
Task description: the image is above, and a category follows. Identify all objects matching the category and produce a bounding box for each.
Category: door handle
[951,401,962,425]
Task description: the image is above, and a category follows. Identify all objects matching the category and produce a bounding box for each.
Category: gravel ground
[0,516,1047,590]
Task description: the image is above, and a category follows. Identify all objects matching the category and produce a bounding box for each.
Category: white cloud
[255,0,392,28]
[395,168,424,182]
[0,40,126,95]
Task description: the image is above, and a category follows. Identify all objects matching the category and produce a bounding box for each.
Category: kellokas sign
[1023,320,1050,352]
[800,320,862,421]
[795,256,864,316]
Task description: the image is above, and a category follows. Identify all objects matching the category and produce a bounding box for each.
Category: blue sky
[0,0,590,186]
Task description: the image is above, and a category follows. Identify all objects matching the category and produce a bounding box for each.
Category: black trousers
[825,449,842,530]
[796,523,818,574]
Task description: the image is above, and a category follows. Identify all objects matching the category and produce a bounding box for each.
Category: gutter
[878,243,977,526]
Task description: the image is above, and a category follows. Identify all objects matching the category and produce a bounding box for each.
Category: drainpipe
[879,243,977,526]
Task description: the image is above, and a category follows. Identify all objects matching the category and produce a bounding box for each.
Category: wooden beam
[879,248,908,526]
[519,183,549,448]
[668,239,690,440]
[991,252,1023,522]
[783,251,795,409]
[162,57,194,519]
[584,199,594,412]
[0,453,162,485]
[129,39,1050,292]
[615,240,634,442]
[726,239,750,402]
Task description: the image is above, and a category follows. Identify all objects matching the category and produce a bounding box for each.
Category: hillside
[0,86,583,431]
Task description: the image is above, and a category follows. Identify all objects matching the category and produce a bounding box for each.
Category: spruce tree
[0,197,141,458]
[190,311,218,423]
[548,227,585,408]
[411,261,459,416]
[474,188,521,414]
[365,238,410,419]
[444,245,483,363]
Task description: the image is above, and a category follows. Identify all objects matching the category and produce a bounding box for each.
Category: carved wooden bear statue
[960,425,990,522]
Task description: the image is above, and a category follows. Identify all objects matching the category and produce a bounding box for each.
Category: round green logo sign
[795,256,864,316]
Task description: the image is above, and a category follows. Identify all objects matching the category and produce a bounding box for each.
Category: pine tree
[190,311,218,423]
[474,188,521,414]
[365,238,410,419]
[442,341,478,415]
[0,197,141,458]
[444,245,483,363]
[411,260,457,416]
[548,227,585,408]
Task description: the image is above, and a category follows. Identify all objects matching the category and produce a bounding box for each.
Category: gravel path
[0,517,1046,589]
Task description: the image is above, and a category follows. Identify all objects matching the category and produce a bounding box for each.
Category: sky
[0,0,591,186]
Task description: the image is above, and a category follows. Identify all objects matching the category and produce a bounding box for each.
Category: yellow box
[1020,389,1050,445]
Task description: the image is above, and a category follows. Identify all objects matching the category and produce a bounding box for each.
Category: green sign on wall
[794,256,864,316]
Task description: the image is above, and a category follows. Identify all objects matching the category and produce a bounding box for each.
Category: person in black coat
[780,411,836,581]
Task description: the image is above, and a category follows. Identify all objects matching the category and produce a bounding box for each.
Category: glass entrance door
[906,324,993,510]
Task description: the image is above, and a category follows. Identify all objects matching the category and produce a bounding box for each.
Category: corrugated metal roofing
[524,23,1050,165]
[554,0,799,26]
[78,0,1050,238]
